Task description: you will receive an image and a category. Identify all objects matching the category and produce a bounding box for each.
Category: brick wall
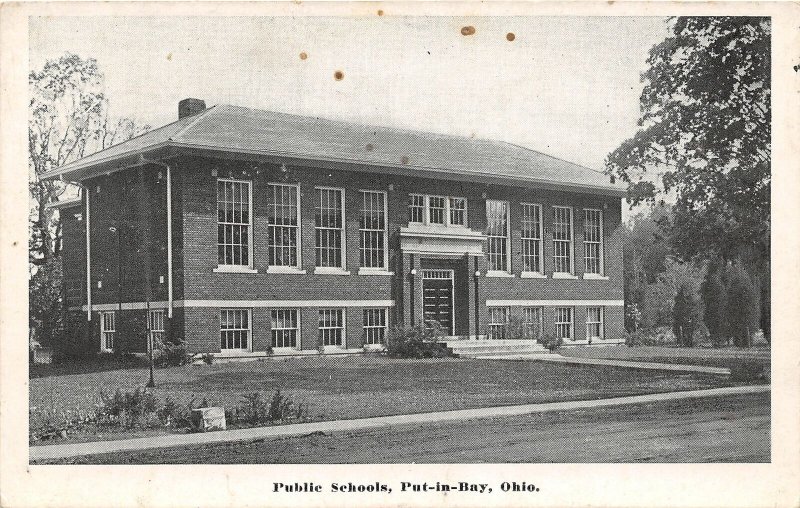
[63,153,624,354]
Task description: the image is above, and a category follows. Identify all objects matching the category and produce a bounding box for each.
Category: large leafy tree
[29,53,149,347]
[606,17,770,263]
[29,52,150,265]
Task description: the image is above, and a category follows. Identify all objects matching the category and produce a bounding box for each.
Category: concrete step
[470,353,564,360]
[440,339,550,358]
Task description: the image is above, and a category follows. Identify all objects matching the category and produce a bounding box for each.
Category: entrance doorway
[422,269,454,335]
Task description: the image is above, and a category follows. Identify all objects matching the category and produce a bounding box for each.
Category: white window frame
[583,208,604,276]
[586,307,604,342]
[521,203,543,274]
[486,199,511,273]
[554,307,574,341]
[359,190,388,270]
[408,193,468,227]
[315,187,346,270]
[271,308,300,350]
[148,309,165,347]
[220,308,252,352]
[319,308,346,348]
[409,193,425,224]
[100,311,115,352]
[552,206,574,276]
[267,182,302,269]
[487,307,510,340]
[522,307,544,340]
[363,308,388,345]
[216,178,253,269]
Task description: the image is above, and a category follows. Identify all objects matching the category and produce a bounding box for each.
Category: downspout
[139,157,173,319]
[79,183,92,321]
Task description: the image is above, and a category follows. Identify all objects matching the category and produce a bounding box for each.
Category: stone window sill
[521,271,547,279]
[314,268,351,276]
[486,271,515,278]
[358,268,394,276]
[266,266,307,274]
[552,272,578,279]
[582,274,609,280]
[213,266,258,274]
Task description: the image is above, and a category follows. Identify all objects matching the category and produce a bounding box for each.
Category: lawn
[30,355,743,445]
[560,345,771,369]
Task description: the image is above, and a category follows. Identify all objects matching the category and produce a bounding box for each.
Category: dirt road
[37,392,768,464]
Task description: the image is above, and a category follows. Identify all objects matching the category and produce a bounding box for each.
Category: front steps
[440,339,552,359]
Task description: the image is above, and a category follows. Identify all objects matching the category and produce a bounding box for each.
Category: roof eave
[42,141,627,197]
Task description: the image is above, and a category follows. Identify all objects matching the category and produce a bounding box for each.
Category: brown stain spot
[506,32,515,42]
[166,52,173,61]
[366,143,374,151]
[401,155,410,165]
[377,9,384,16]
[299,52,308,60]
[461,26,476,36]
[334,70,344,81]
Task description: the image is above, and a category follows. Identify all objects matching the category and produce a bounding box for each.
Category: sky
[29,15,670,190]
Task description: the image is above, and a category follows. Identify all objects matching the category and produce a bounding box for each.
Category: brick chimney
[179,98,206,119]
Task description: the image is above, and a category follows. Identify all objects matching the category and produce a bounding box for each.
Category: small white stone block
[191,407,226,432]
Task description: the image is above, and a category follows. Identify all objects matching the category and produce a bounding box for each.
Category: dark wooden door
[423,274,453,335]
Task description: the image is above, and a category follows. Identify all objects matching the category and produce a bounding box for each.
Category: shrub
[97,387,159,428]
[385,323,452,358]
[537,333,563,352]
[729,360,769,383]
[726,264,761,347]
[201,352,214,365]
[154,338,191,367]
[229,391,308,425]
[506,316,540,340]
[673,283,700,347]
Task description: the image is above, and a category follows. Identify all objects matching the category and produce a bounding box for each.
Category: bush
[673,283,700,347]
[153,338,191,367]
[537,333,563,352]
[97,387,159,428]
[385,323,453,359]
[506,316,540,340]
[726,264,761,347]
[228,391,308,425]
[200,352,214,365]
[729,360,769,383]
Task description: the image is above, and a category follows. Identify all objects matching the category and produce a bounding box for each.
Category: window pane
[486,200,509,271]
[268,184,300,267]
[316,189,344,267]
[360,191,386,269]
[522,204,542,273]
[409,194,424,223]
[449,197,466,226]
[220,309,250,350]
[553,207,572,274]
[583,209,603,274]
[217,180,251,266]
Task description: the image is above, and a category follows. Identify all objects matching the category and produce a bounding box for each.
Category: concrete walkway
[518,355,732,374]
[29,384,767,461]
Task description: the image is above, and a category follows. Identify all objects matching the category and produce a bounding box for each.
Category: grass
[29,355,743,445]
[33,392,770,464]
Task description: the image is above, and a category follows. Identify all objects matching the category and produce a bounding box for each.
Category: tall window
[148,310,165,346]
[449,197,467,226]
[271,309,299,349]
[100,311,115,352]
[487,307,509,339]
[584,209,603,274]
[486,200,510,272]
[428,196,446,224]
[521,203,543,273]
[586,307,604,341]
[523,307,543,340]
[267,183,300,267]
[319,309,344,347]
[408,194,467,227]
[220,309,250,350]
[315,188,344,268]
[363,308,387,345]
[552,206,573,274]
[409,194,425,223]
[554,307,573,340]
[217,179,251,267]
[360,191,387,269]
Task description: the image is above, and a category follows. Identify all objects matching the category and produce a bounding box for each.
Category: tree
[701,258,728,344]
[29,52,150,264]
[29,257,64,350]
[673,283,700,347]
[726,263,760,347]
[606,17,770,263]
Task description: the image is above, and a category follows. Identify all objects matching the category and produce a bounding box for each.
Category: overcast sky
[29,15,670,179]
